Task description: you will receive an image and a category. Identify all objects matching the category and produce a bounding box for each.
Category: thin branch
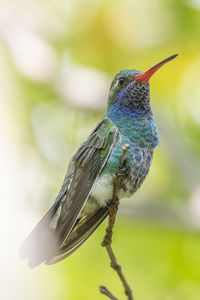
[100,286,118,300]
[100,144,134,300]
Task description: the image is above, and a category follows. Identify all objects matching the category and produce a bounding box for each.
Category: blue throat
[107,102,159,149]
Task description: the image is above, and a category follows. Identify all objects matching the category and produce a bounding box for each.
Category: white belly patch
[90,173,114,207]
[80,173,114,217]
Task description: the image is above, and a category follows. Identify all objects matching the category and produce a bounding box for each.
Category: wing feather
[46,206,109,264]
[21,117,118,267]
[55,119,118,248]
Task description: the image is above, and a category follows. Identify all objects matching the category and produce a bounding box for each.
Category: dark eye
[118,77,125,86]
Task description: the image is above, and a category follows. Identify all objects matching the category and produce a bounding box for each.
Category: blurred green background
[1,0,200,299]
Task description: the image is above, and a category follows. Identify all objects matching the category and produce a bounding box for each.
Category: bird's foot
[116,166,127,178]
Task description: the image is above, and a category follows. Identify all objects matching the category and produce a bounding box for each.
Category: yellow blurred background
[1,0,200,299]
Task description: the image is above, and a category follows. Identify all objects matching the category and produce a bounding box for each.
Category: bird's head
[108,54,178,115]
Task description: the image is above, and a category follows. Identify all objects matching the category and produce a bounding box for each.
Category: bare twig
[100,144,134,300]
[100,286,118,300]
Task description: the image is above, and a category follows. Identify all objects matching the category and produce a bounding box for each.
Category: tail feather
[46,206,109,264]
[20,200,108,267]
[19,200,61,268]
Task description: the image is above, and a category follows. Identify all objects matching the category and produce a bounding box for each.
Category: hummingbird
[20,54,178,268]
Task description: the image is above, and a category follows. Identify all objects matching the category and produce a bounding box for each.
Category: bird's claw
[116,167,127,177]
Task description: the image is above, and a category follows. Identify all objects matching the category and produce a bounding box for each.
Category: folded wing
[20,117,118,267]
